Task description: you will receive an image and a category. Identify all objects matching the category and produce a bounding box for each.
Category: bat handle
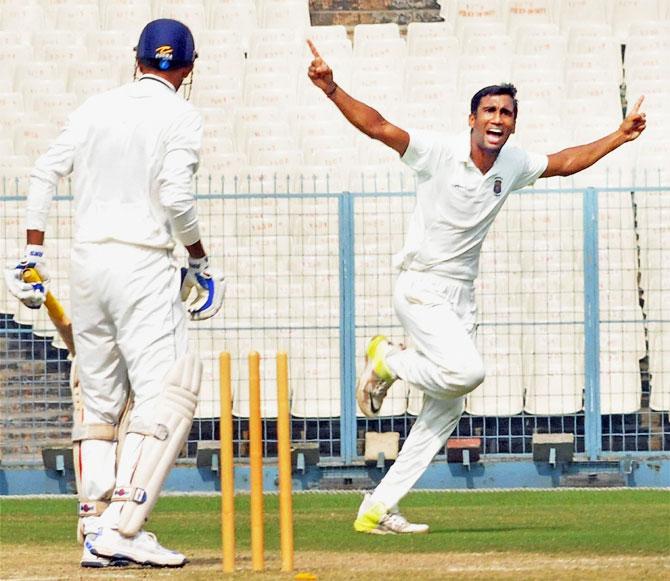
[21,267,64,318]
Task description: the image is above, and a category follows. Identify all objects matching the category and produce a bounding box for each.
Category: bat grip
[21,267,65,319]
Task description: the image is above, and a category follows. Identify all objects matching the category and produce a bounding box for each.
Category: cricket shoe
[91,527,188,567]
[81,532,129,568]
[356,335,398,417]
[354,494,429,535]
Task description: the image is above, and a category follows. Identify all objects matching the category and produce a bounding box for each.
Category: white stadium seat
[504,0,555,33]
[467,326,524,416]
[305,24,347,42]
[558,0,609,32]
[353,22,400,45]
[52,2,101,32]
[523,328,584,415]
[156,3,207,37]
[611,0,662,41]
[258,0,310,29]
[649,330,670,412]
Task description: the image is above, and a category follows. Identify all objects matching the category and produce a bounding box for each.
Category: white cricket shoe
[81,532,129,568]
[356,336,398,417]
[91,528,187,567]
[354,494,429,535]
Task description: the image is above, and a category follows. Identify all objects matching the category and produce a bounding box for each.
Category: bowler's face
[469,94,516,153]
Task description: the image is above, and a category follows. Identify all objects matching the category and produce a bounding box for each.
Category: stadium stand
[1,1,669,464]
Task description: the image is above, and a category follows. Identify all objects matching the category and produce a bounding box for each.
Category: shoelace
[141,531,161,548]
[381,513,410,530]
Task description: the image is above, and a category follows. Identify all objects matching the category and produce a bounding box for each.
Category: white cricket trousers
[369,269,485,509]
[70,242,188,520]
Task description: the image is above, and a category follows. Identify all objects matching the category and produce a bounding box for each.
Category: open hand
[307,39,336,95]
[620,96,646,142]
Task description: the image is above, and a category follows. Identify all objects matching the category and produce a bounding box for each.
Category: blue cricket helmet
[135,19,197,71]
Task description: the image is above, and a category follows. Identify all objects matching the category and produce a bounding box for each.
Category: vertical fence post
[583,187,602,460]
[338,192,357,464]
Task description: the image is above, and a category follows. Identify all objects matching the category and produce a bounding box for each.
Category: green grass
[1,490,668,556]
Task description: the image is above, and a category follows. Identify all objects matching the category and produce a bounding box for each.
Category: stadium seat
[238,119,293,153]
[467,326,524,416]
[406,21,454,50]
[102,1,151,33]
[155,2,207,38]
[347,163,417,193]
[515,33,566,60]
[208,2,257,41]
[200,134,235,160]
[305,24,348,42]
[600,329,644,414]
[649,329,670,412]
[243,71,297,104]
[353,22,400,45]
[458,21,507,46]
[293,165,344,193]
[0,2,50,32]
[558,0,609,32]
[611,0,662,41]
[512,22,560,43]
[302,138,356,168]
[462,34,513,57]
[258,0,310,29]
[447,0,505,35]
[52,2,101,32]
[523,328,584,415]
[302,37,352,61]
[407,35,460,59]
[504,0,555,33]
[354,37,407,60]
[512,55,564,86]
[194,87,242,110]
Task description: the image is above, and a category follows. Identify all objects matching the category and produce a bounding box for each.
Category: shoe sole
[355,358,380,418]
[81,558,130,568]
[91,546,186,568]
[355,336,390,418]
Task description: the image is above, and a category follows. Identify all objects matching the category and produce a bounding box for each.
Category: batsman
[4,19,225,568]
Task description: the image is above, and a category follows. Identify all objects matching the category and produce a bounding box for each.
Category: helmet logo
[155,45,174,60]
[155,45,173,69]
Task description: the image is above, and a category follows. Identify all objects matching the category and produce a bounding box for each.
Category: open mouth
[486,128,504,144]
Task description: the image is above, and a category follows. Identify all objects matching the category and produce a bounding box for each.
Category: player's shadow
[431,524,569,534]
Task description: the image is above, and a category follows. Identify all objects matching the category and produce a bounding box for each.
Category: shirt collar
[138,73,177,92]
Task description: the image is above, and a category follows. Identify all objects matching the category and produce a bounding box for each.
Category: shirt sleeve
[26,114,80,231]
[511,150,549,191]
[400,129,451,183]
[157,108,203,247]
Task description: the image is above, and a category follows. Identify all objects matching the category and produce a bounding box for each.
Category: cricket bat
[22,267,76,355]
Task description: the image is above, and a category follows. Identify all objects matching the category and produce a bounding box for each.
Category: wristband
[325,83,338,98]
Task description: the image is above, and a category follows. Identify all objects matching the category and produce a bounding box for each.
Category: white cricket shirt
[397,130,548,281]
[26,74,202,249]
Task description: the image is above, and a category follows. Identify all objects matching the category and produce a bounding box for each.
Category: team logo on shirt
[155,45,174,60]
[493,178,502,196]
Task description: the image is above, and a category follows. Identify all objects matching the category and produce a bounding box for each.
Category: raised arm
[542,96,647,178]
[307,39,410,156]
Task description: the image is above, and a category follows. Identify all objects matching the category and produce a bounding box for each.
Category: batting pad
[116,353,202,537]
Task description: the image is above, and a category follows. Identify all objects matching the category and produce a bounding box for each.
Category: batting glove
[3,245,50,309]
[180,256,225,321]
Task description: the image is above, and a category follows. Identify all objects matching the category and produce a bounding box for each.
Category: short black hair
[470,84,518,118]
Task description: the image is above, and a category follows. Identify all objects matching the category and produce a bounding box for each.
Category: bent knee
[436,359,485,397]
[462,363,485,393]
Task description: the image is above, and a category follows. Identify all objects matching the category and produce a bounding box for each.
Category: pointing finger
[306,39,321,59]
[629,95,644,115]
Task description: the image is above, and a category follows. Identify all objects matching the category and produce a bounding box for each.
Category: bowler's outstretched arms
[306,39,410,156]
[542,96,646,178]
